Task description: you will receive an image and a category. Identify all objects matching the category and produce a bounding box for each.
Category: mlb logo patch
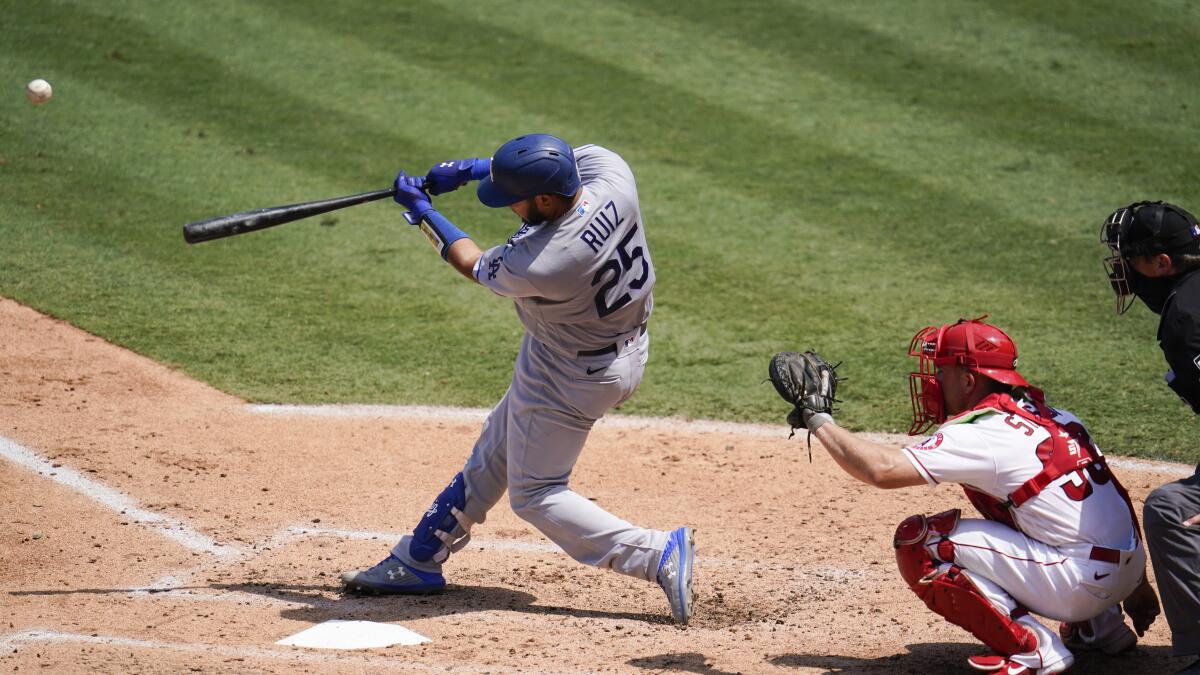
[576,200,590,217]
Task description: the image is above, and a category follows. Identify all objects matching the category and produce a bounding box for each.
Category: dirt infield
[0,296,1191,673]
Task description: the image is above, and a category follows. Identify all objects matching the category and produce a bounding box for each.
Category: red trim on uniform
[902,448,940,485]
[950,540,1069,567]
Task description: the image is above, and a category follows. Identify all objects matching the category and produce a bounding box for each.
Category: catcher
[769,318,1153,675]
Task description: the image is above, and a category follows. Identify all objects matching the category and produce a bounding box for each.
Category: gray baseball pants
[396,330,668,581]
[1143,463,1200,657]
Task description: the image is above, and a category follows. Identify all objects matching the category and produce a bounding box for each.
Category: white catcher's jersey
[901,402,1137,551]
[472,145,654,355]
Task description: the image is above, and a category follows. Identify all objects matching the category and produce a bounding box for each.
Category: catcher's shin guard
[894,510,1037,657]
[409,472,475,563]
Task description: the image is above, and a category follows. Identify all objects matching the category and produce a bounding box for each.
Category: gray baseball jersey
[393,144,670,583]
[472,144,655,355]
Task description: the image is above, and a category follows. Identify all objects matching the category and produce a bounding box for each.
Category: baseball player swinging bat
[181,180,427,244]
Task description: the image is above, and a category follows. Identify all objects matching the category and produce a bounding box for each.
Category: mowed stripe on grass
[1,0,1197,458]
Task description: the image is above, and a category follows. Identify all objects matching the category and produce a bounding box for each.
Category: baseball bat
[182,187,397,244]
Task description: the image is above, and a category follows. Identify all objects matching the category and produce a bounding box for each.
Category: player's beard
[520,198,553,226]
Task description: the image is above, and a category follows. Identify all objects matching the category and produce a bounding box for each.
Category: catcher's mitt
[768,351,842,433]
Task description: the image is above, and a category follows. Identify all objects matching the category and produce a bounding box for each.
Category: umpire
[1101,200,1200,673]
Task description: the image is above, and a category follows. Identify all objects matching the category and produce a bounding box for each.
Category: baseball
[25,79,52,105]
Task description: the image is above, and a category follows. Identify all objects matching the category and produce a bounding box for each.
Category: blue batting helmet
[476,134,580,208]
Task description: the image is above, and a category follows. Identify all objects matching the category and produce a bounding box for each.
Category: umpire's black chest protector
[1157,270,1200,413]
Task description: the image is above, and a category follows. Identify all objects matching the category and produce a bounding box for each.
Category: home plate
[276,620,431,649]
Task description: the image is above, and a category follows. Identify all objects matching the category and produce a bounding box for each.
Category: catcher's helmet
[1100,201,1200,313]
[907,317,1027,435]
[476,134,580,208]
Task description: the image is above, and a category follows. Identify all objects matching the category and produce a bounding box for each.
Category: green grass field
[2,0,1198,460]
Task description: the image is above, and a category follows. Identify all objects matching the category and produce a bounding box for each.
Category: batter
[341,134,695,625]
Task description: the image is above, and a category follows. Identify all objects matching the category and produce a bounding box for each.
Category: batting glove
[394,171,433,220]
[424,158,491,196]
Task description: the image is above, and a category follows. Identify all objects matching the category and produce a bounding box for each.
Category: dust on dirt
[0,297,1188,673]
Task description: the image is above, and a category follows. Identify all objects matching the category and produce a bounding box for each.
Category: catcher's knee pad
[410,472,475,563]
[894,509,959,586]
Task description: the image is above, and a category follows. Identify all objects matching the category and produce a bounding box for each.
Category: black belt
[577,324,646,357]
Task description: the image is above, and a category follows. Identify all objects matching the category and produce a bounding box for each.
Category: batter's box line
[248,403,786,437]
[0,629,571,674]
[280,525,875,577]
[265,523,873,576]
[0,435,243,558]
[0,423,871,601]
[138,524,873,602]
[102,524,865,638]
[246,404,1200,477]
[138,526,575,595]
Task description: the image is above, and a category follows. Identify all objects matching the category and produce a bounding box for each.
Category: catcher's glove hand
[768,351,842,434]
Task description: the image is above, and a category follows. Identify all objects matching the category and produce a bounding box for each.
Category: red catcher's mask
[907,318,1029,435]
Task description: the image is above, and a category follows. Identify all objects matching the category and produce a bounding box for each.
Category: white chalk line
[1106,456,1197,478]
[0,629,564,674]
[249,403,785,437]
[247,403,1198,477]
[8,400,1173,607]
[287,525,851,575]
[127,526,551,603]
[295,525,563,552]
[125,524,866,612]
[0,436,241,557]
[7,402,1177,657]
[5,515,862,649]
[126,526,569,606]
[9,521,819,638]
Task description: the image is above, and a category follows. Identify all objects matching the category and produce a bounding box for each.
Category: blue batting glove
[424,158,491,196]
[394,171,433,222]
[393,171,472,258]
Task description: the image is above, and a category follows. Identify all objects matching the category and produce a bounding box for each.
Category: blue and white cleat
[341,554,445,595]
[656,526,695,625]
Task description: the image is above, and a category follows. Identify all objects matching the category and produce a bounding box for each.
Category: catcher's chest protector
[955,393,1137,532]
